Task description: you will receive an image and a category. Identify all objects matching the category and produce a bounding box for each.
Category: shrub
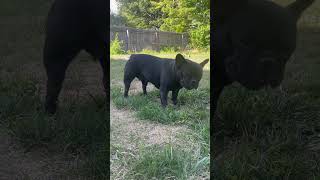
[160,45,180,53]
[110,33,125,55]
[189,24,210,50]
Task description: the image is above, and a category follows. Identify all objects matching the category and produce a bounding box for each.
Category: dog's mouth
[185,86,196,90]
[180,80,198,90]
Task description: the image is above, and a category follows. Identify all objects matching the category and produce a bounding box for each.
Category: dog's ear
[287,0,315,21]
[200,59,209,68]
[175,54,186,67]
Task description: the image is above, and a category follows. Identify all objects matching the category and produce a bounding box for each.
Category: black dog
[43,0,107,114]
[213,0,315,114]
[123,54,209,107]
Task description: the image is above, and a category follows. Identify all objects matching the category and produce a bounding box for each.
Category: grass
[110,52,210,179]
[127,144,209,180]
[1,0,319,179]
[212,28,320,179]
[0,76,109,178]
[213,87,320,179]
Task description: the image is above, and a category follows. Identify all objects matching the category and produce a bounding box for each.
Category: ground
[110,53,210,179]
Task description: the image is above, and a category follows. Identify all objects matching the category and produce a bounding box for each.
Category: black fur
[213,0,315,114]
[123,54,209,107]
[43,0,107,114]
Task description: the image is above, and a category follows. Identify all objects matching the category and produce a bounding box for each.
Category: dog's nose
[191,80,197,85]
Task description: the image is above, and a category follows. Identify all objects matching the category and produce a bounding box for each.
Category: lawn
[213,28,320,179]
[110,51,210,179]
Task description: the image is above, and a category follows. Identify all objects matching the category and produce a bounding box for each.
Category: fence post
[126,29,130,52]
[181,34,184,50]
[156,31,160,52]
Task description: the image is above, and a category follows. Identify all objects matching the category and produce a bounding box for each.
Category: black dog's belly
[45,0,107,58]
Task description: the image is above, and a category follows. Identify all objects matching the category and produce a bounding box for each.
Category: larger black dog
[123,54,209,107]
[43,0,107,113]
[213,0,315,114]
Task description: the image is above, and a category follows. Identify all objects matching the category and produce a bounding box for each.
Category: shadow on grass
[0,77,109,178]
[212,85,320,179]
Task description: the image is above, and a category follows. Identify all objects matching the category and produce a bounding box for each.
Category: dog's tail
[287,0,315,20]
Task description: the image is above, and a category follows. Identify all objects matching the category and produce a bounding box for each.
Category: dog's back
[124,54,173,88]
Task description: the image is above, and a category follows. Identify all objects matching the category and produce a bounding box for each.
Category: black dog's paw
[44,105,57,115]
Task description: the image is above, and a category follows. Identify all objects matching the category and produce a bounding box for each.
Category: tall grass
[0,77,109,178]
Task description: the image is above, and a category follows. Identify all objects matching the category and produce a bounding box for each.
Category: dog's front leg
[172,89,179,105]
[160,87,169,107]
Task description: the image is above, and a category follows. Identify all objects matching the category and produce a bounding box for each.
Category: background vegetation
[111,0,210,49]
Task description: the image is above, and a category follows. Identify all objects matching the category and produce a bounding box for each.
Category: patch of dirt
[0,128,85,180]
[111,103,188,147]
[110,103,191,179]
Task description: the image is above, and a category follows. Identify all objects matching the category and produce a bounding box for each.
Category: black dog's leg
[99,57,107,96]
[43,30,81,114]
[160,87,169,107]
[212,86,224,116]
[44,54,77,114]
[124,76,134,98]
[172,89,179,105]
[142,80,148,95]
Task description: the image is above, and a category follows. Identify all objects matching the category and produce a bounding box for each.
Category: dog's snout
[191,80,197,85]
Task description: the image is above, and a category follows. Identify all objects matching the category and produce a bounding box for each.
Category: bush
[160,45,180,53]
[189,24,210,50]
[110,33,125,55]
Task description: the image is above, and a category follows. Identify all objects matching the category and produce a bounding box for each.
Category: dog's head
[175,54,209,90]
[220,0,314,90]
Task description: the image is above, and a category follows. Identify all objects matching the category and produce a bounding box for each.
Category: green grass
[126,144,209,180]
[0,77,109,178]
[213,87,320,179]
[110,52,210,179]
[212,29,320,179]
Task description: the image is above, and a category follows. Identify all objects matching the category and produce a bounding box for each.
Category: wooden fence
[110,26,189,52]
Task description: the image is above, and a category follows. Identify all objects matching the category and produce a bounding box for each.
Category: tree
[116,0,210,49]
[116,0,164,29]
[110,12,126,26]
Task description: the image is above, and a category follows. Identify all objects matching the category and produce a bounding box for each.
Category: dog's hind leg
[43,42,80,114]
[140,78,148,95]
[99,46,108,97]
[123,72,135,97]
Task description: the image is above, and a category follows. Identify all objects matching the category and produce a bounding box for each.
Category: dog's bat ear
[175,54,186,67]
[287,0,315,21]
[200,59,209,68]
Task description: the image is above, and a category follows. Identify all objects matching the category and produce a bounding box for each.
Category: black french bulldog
[123,54,209,107]
[43,0,107,114]
[213,0,315,114]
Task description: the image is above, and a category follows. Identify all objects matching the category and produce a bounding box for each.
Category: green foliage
[116,0,210,49]
[117,0,164,29]
[190,24,210,50]
[160,45,180,53]
[110,33,125,55]
[110,12,126,26]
